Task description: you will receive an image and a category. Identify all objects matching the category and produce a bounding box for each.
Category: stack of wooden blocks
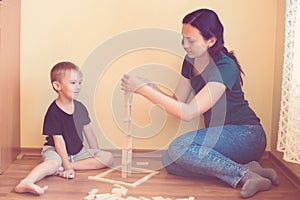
[122,91,133,178]
[88,92,158,187]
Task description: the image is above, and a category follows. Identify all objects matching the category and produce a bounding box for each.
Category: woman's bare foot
[15,180,48,195]
[240,171,272,198]
[243,161,279,185]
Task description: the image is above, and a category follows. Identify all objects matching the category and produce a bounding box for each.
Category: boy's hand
[59,168,75,179]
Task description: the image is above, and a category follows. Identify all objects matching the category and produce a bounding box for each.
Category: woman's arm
[82,123,99,149]
[126,75,192,102]
[121,74,226,121]
[173,76,193,102]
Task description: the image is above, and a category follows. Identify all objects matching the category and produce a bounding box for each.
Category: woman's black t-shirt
[181,52,261,127]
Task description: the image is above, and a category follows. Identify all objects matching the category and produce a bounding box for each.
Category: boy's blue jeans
[162,125,266,188]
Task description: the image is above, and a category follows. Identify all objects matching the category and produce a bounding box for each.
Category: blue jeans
[162,125,266,188]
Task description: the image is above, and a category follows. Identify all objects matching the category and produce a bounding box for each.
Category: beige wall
[21,0,279,151]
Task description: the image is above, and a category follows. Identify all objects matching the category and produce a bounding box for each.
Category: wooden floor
[0,154,299,200]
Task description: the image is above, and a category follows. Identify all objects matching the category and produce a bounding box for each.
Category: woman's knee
[161,150,172,167]
[161,150,176,174]
[168,132,196,160]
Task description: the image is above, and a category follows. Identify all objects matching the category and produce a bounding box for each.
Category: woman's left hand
[121,74,150,94]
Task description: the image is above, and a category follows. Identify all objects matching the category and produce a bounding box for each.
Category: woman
[121,8,277,198]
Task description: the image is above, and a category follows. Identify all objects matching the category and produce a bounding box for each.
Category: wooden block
[122,91,133,179]
[84,193,95,200]
[139,197,151,200]
[111,187,128,196]
[95,193,111,200]
[88,166,158,188]
[94,167,116,178]
[88,188,99,195]
[152,196,166,200]
[113,184,127,189]
[16,153,25,160]
[122,148,132,178]
[88,175,135,188]
[108,196,124,200]
[106,194,124,200]
[125,197,140,200]
[136,162,149,166]
[132,171,159,187]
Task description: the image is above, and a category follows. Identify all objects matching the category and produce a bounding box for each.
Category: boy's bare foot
[243,161,279,185]
[15,180,48,195]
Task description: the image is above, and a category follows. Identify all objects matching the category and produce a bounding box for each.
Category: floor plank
[0,155,299,200]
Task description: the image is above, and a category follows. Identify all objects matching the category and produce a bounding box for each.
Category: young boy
[15,61,113,195]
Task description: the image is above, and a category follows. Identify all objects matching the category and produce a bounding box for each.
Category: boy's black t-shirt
[43,100,91,155]
[181,52,260,127]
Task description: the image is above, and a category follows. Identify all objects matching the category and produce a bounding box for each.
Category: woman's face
[181,23,215,59]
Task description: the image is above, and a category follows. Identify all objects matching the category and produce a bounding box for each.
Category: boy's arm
[52,135,73,171]
[83,123,99,149]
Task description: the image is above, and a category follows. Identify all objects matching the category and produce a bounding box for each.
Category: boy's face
[57,70,82,100]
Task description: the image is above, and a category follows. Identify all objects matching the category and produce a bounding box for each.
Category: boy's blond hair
[50,61,81,92]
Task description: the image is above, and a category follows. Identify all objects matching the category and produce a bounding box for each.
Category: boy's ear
[208,36,217,48]
[52,81,61,91]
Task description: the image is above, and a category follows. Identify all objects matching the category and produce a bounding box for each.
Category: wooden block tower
[88,91,158,187]
[122,91,133,178]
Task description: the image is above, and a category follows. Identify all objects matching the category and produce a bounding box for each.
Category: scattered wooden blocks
[125,197,140,200]
[95,193,111,200]
[176,197,195,200]
[111,187,128,196]
[84,193,96,200]
[84,188,196,200]
[88,188,99,195]
[152,196,166,200]
[138,197,151,200]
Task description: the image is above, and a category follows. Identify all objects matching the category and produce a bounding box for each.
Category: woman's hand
[121,74,150,94]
